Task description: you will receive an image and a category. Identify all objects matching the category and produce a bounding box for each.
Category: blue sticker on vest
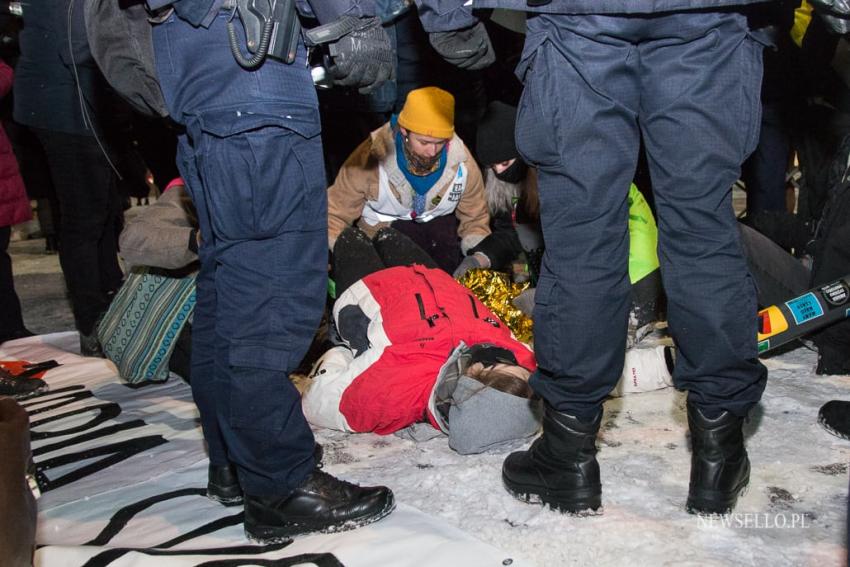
[785,293,824,325]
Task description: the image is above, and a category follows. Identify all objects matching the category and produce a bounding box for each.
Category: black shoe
[208,463,244,506]
[502,404,602,514]
[208,444,325,507]
[686,402,750,515]
[244,468,395,543]
[818,400,850,440]
[79,332,105,358]
[0,366,48,399]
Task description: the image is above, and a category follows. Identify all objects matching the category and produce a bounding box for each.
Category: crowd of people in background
[0,0,849,561]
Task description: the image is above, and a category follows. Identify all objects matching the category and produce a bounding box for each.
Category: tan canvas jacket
[327,122,490,253]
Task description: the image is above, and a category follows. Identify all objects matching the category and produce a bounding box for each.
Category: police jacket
[414,0,774,32]
[151,0,377,28]
[302,265,536,434]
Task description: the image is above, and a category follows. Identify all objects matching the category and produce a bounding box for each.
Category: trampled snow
[312,344,849,566]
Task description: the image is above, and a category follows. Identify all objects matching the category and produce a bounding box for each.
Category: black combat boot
[502,403,602,513]
[207,463,243,506]
[686,402,750,515]
[244,468,395,543]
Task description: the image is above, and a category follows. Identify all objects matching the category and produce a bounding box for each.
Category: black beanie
[476,101,519,166]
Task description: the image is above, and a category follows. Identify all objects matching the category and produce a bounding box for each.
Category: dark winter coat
[0,61,30,229]
[13,0,111,136]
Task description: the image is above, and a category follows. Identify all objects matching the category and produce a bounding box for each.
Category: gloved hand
[511,287,535,316]
[304,16,394,94]
[453,252,490,279]
[428,22,495,71]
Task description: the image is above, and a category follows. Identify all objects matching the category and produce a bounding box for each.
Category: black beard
[493,159,528,184]
[402,139,441,175]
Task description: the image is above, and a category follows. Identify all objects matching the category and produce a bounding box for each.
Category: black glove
[304,16,394,94]
[428,22,495,71]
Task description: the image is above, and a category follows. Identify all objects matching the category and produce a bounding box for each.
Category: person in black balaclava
[457,101,542,282]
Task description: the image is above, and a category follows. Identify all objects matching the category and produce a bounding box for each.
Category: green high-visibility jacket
[628,184,659,284]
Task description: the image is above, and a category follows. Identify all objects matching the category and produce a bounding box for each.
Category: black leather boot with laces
[244,467,395,543]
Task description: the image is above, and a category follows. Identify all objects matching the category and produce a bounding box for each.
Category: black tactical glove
[428,22,495,71]
[304,15,394,94]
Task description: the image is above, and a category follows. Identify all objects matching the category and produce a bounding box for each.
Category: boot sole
[207,488,244,507]
[503,479,601,515]
[244,494,396,543]
[686,481,749,515]
[818,414,850,441]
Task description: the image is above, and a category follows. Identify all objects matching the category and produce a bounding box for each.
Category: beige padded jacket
[327,122,490,253]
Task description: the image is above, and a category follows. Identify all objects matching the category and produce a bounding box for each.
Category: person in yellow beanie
[327,86,491,275]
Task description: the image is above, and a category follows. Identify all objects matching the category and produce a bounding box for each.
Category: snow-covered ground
[314,344,850,566]
[9,230,850,566]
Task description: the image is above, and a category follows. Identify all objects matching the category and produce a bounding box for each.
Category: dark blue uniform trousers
[153,13,326,497]
[518,10,768,420]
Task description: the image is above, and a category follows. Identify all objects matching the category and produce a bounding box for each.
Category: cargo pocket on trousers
[738,36,764,163]
[228,368,288,432]
[514,40,579,170]
[195,103,325,240]
[530,275,564,373]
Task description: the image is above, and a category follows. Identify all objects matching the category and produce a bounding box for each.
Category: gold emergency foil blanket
[459,269,533,344]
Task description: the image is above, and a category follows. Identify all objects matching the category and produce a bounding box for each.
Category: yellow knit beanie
[397,87,455,139]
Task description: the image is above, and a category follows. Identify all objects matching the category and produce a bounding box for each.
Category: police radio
[227,0,301,69]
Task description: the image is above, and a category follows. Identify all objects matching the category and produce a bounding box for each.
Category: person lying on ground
[307,227,675,453]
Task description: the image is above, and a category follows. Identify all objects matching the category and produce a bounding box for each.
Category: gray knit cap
[429,342,542,455]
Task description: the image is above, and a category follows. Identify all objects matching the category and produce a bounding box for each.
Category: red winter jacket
[0,61,30,229]
[302,265,536,434]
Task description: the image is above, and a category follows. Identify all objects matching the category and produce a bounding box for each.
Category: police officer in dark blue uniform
[417,0,771,515]
[148,0,396,541]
